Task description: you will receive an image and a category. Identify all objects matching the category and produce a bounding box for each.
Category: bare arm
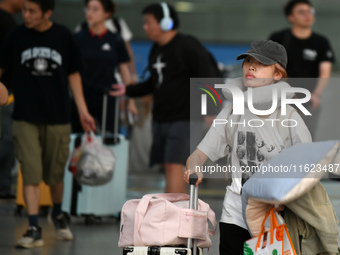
[0,68,9,106]
[119,62,138,116]
[119,62,131,85]
[68,72,95,132]
[311,61,332,109]
[184,148,209,186]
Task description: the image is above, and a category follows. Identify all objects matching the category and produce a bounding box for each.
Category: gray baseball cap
[236,40,287,68]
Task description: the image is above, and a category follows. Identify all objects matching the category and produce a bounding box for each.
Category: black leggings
[219,222,251,255]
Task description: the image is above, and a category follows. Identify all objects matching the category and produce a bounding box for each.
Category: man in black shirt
[269,0,335,138]
[111,3,218,193]
[0,0,95,248]
[0,0,24,199]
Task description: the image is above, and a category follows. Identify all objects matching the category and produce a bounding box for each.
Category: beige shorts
[13,121,70,186]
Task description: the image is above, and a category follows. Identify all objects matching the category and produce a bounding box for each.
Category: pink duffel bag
[118,193,217,248]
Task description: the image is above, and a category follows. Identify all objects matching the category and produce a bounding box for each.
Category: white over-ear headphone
[159,2,173,31]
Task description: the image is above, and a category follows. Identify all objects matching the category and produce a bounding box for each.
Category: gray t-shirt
[198,105,312,229]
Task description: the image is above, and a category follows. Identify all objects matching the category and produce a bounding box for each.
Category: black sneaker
[51,213,73,241]
[16,226,44,248]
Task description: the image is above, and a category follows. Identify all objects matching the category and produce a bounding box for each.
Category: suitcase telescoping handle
[187,174,199,255]
[101,93,120,144]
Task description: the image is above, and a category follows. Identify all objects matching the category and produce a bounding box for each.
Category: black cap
[236,40,287,69]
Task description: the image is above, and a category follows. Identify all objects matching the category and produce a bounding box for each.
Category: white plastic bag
[244,209,297,255]
[76,131,115,186]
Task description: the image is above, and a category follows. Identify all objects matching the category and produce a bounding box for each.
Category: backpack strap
[112,17,121,34]
[276,105,295,148]
[80,21,89,30]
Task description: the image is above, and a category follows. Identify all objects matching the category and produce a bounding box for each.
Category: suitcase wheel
[14,205,24,217]
[84,215,102,225]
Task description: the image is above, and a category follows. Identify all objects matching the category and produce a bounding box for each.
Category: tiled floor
[0,177,339,255]
[0,183,221,255]
[1,76,340,254]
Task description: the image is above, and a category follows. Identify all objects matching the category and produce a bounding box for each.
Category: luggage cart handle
[189,174,198,186]
[101,93,120,145]
[189,174,199,210]
[187,174,199,255]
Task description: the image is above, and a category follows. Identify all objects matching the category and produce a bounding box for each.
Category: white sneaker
[52,213,74,241]
[16,226,44,248]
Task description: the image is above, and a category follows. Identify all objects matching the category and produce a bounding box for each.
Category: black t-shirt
[0,9,17,90]
[0,23,81,124]
[269,29,335,94]
[126,33,218,122]
[74,29,130,99]
[0,9,16,48]
[269,29,335,76]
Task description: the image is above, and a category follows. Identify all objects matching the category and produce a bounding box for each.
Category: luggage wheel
[14,205,24,217]
[84,215,102,225]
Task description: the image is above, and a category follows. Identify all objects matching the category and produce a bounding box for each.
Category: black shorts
[150,121,190,166]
